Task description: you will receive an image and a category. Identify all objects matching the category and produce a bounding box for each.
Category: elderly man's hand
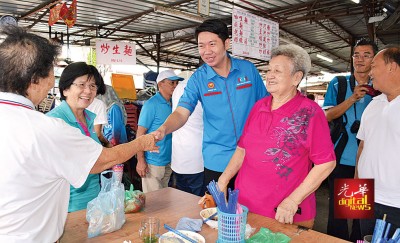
[275,197,299,225]
[151,126,166,142]
[136,160,149,178]
[137,134,159,152]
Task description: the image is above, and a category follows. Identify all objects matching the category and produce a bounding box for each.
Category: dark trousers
[360,203,400,239]
[327,164,361,241]
[175,171,205,196]
[204,168,237,193]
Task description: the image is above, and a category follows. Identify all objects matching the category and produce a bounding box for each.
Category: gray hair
[0,26,59,96]
[271,44,311,78]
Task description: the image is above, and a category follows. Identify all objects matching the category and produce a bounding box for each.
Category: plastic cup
[363,234,372,243]
[139,217,160,243]
[112,164,124,183]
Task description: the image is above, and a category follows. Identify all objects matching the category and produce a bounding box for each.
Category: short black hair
[0,26,60,96]
[195,19,229,43]
[59,62,105,100]
[354,38,379,55]
[382,44,400,66]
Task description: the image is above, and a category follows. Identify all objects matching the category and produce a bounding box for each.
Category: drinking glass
[139,217,160,243]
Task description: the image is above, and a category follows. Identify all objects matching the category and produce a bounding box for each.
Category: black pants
[327,164,361,241]
[204,168,237,193]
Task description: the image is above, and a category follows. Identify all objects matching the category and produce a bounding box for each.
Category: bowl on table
[200,207,218,229]
[158,230,205,243]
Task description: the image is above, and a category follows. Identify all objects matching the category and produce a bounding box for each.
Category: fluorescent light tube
[320,70,330,75]
[317,54,333,63]
[351,0,360,3]
[154,5,205,23]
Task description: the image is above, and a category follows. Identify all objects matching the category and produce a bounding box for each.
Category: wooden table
[60,187,349,243]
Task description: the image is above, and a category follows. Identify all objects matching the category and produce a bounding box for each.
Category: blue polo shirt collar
[154,92,171,105]
[58,100,96,126]
[205,52,239,80]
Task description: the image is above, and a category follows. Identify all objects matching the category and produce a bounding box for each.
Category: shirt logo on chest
[204,81,222,96]
[236,76,252,90]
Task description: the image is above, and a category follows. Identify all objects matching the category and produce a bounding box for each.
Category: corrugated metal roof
[1,0,399,75]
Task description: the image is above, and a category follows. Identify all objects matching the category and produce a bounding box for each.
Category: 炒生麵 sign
[96,40,136,65]
[232,8,279,61]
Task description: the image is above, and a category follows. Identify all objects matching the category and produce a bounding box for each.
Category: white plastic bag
[86,170,126,238]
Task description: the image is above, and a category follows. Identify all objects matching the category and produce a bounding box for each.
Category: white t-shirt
[171,79,204,174]
[87,97,108,125]
[0,92,103,243]
[357,94,400,208]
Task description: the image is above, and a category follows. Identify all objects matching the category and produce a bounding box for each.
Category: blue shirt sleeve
[138,100,156,129]
[322,76,339,109]
[177,71,201,113]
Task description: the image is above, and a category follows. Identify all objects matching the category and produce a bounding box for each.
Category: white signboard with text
[96,40,136,65]
[232,8,279,61]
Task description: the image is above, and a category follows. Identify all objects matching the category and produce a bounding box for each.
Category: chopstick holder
[164,224,197,243]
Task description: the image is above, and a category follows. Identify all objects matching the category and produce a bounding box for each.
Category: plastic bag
[86,170,126,238]
[124,184,146,213]
[246,227,291,243]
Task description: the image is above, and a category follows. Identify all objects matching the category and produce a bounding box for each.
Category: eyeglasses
[352,54,374,60]
[72,82,98,91]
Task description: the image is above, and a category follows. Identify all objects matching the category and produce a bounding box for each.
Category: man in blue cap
[136,69,184,192]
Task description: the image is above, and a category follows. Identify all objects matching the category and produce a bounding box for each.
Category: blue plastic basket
[217,205,248,243]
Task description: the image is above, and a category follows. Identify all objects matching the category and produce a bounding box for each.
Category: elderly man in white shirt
[0,26,157,243]
[356,45,400,239]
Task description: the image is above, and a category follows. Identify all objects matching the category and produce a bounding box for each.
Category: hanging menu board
[232,8,279,61]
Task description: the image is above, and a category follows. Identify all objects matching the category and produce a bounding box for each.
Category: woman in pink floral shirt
[218,44,336,228]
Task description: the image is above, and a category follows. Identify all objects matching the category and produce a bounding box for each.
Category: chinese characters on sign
[334,178,374,219]
[232,8,279,61]
[96,40,136,65]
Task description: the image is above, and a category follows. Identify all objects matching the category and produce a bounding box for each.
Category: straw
[372,215,387,243]
[203,212,218,223]
[163,224,197,243]
[207,180,228,212]
[384,223,392,240]
[391,228,400,240]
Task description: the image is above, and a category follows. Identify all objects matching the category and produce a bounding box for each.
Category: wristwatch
[0,15,18,26]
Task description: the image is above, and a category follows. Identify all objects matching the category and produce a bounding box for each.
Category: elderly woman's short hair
[271,44,311,78]
[0,26,60,96]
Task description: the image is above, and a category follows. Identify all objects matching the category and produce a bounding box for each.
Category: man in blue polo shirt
[154,19,267,191]
[323,38,378,241]
[136,70,184,193]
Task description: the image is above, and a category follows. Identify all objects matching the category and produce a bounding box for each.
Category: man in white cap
[136,69,184,192]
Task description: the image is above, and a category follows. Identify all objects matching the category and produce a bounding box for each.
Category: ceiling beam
[315,18,353,45]
[280,28,348,63]
[19,0,62,20]
[69,0,193,36]
[27,9,50,29]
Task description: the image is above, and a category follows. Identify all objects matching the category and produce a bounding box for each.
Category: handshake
[360,84,381,97]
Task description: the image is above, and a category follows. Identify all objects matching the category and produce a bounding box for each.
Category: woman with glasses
[47,62,105,212]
